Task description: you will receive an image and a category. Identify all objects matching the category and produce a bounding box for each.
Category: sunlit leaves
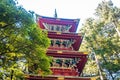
[83,59,98,76]
[0,0,51,79]
[80,0,120,78]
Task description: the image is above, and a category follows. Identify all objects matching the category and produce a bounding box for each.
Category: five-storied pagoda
[26,11,95,80]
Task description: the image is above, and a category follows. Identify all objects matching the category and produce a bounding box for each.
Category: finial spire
[108,0,113,6]
[54,9,58,18]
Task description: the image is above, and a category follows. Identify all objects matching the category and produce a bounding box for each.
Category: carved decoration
[43,23,72,32]
[50,39,76,50]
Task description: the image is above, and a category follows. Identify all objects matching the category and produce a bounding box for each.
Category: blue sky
[18,0,120,32]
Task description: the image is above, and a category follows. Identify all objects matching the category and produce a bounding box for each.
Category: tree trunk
[10,70,14,80]
[93,52,104,80]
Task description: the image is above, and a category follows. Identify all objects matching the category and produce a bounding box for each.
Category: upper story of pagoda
[37,16,80,33]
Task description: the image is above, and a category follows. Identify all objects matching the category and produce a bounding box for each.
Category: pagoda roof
[48,31,83,51]
[26,75,93,80]
[37,15,80,32]
[47,49,88,75]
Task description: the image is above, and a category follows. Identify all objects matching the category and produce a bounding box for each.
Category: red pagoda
[26,14,95,80]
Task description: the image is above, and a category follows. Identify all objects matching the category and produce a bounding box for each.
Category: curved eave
[48,31,83,51]
[47,49,87,58]
[26,75,93,80]
[38,15,80,32]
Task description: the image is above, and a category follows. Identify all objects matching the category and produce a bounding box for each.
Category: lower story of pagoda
[25,75,93,80]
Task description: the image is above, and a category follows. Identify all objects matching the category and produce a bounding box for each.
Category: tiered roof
[26,15,91,80]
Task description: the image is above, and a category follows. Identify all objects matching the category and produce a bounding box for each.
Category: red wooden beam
[47,50,87,58]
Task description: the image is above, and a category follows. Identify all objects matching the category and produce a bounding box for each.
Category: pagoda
[26,13,95,80]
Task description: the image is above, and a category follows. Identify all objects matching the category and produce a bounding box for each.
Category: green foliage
[80,0,120,78]
[0,0,51,79]
[83,59,98,77]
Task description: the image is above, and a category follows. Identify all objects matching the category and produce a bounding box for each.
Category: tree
[83,58,98,77]
[0,0,51,79]
[80,1,120,80]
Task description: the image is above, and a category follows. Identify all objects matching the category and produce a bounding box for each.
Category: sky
[18,0,120,32]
